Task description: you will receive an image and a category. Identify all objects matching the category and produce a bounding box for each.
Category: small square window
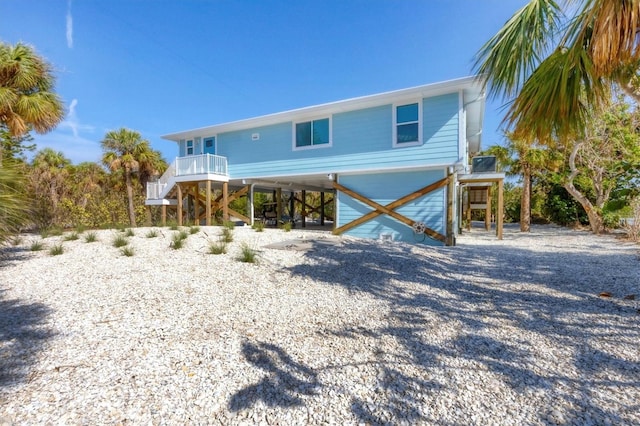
[294,118,331,149]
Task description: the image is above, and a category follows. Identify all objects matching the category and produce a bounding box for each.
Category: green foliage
[170,232,187,249]
[63,232,79,241]
[49,244,64,256]
[223,220,236,230]
[84,232,98,243]
[252,221,265,232]
[75,224,86,234]
[189,226,200,235]
[167,221,179,230]
[120,246,134,257]
[0,162,28,245]
[281,221,292,232]
[145,229,158,238]
[542,184,588,226]
[208,240,227,255]
[113,235,129,248]
[30,240,45,251]
[124,228,135,237]
[237,243,257,263]
[221,227,233,243]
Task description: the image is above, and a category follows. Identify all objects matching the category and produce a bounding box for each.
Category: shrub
[75,225,87,234]
[223,220,235,230]
[84,232,98,243]
[252,221,265,232]
[208,240,227,255]
[124,228,135,237]
[281,222,292,232]
[237,243,257,263]
[113,235,128,248]
[146,229,159,238]
[221,227,234,243]
[177,230,189,240]
[190,226,200,235]
[167,220,179,230]
[63,232,79,241]
[49,244,64,256]
[121,246,135,257]
[30,241,45,251]
[49,227,64,237]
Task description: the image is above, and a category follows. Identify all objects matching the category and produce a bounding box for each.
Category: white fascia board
[163,76,484,142]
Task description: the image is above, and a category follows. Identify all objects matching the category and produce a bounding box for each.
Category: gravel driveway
[0,224,638,425]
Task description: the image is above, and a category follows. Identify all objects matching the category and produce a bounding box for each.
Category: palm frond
[473,0,563,99]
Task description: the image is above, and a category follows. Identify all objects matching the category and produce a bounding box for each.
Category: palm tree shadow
[0,290,55,387]
[228,340,320,411]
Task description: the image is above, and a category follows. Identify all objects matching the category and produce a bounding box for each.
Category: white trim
[458,90,466,167]
[292,116,333,151]
[392,100,423,148]
[162,76,484,141]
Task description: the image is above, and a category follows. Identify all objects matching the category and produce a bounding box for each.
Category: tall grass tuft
[221,227,234,243]
[30,241,45,251]
[223,220,235,230]
[63,232,79,241]
[208,240,227,254]
[75,225,87,234]
[146,229,159,238]
[84,232,98,243]
[124,228,135,237]
[113,235,128,248]
[49,244,64,256]
[170,231,188,249]
[237,243,258,263]
[190,226,200,235]
[252,221,265,232]
[121,246,135,257]
[281,222,292,232]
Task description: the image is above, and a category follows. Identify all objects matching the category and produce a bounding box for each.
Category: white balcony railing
[146,154,228,200]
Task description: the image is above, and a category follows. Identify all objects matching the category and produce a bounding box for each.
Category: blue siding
[178,140,186,157]
[212,93,460,179]
[337,169,446,245]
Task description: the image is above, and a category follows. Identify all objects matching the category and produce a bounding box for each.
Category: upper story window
[186,140,194,155]
[393,102,422,147]
[293,117,331,150]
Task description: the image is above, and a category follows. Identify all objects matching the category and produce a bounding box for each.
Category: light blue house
[146,76,504,245]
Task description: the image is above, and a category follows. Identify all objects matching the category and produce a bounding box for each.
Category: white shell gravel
[0,224,638,425]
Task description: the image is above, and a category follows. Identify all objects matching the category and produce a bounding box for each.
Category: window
[186,140,193,155]
[294,118,331,149]
[393,102,421,147]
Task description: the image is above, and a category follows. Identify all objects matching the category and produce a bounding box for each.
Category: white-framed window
[393,101,422,147]
[186,140,194,155]
[293,117,332,150]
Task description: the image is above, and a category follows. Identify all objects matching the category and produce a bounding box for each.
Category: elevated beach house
[146,76,504,245]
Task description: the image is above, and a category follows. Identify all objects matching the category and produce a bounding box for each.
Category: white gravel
[0,224,638,425]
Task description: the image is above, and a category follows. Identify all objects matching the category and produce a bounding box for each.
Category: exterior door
[204,137,216,155]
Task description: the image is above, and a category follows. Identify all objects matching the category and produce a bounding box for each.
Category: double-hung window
[393,102,422,147]
[294,118,331,150]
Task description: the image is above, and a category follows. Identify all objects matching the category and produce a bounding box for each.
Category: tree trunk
[520,165,531,232]
[565,142,603,234]
[125,168,137,227]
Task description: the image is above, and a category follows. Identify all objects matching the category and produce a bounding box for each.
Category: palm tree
[137,148,167,225]
[0,161,27,244]
[101,128,151,227]
[0,42,65,139]
[30,148,71,228]
[474,0,640,141]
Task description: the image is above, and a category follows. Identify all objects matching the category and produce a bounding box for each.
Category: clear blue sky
[1,0,528,164]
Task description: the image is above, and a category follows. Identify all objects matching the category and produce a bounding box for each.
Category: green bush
[281,222,292,232]
[124,228,135,237]
[223,220,236,230]
[252,221,265,232]
[170,232,187,249]
[121,246,134,257]
[84,232,98,243]
[189,226,200,235]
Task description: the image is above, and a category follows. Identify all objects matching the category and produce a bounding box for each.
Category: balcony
[146,154,228,201]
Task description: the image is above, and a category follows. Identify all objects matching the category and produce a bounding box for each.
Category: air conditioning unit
[472,156,497,173]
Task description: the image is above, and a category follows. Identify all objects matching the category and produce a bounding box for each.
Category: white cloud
[59,98,94,138]
[66,0,73,48]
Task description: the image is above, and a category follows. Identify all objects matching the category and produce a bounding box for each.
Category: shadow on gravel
[285,236,640,424]
[228,340,320,412]
[0,290,55,388]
